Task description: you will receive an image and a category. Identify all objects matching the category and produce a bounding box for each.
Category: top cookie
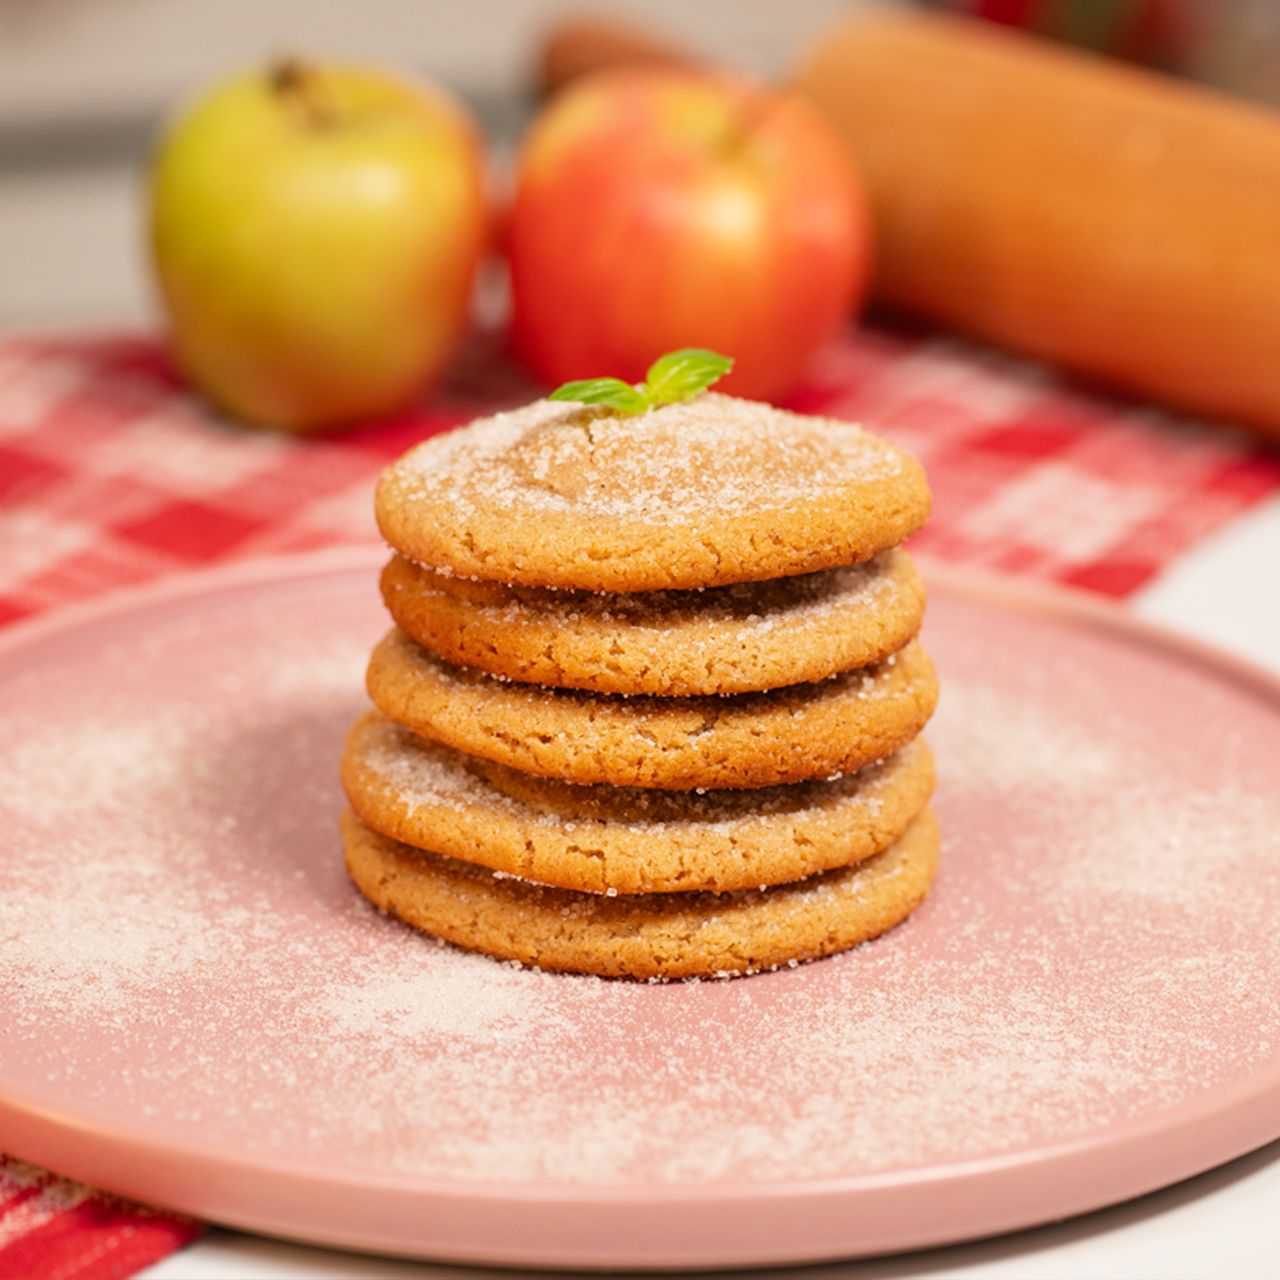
[375,392,930,591]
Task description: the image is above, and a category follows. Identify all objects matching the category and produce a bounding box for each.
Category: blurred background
[4,0,1280,333]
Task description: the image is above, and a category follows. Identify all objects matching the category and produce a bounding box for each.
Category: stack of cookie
[340,391,938,980]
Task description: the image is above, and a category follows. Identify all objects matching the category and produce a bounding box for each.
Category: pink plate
[2,548,1280,1270]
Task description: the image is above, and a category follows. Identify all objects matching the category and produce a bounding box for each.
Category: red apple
[150,60,487,432]
[508,69,870,402]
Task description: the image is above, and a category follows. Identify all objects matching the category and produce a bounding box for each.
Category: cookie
[341,807,940,980]
[342,710,935,895]
[366,628,939,790]
[375,392,930,592]
[380,548,926,697]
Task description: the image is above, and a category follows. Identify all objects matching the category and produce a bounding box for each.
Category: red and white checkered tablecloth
[1,324,1278,1280]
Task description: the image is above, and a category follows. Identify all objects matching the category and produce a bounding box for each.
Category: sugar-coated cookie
[341,807,940,980]
[342,710,935,894]
[375,393,930,592]
[366,628,939,790]
[380,548,926,696]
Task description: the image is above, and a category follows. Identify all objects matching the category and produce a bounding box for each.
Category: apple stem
[270,59,337,130]
[722,86,783,153]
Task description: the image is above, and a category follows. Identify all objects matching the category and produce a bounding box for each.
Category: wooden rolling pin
[539,9,1280,437]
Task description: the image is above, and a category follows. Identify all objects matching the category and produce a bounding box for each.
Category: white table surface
[144,496,1280,1280]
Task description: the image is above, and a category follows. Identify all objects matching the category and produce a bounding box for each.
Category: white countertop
[142,494,1280,1280]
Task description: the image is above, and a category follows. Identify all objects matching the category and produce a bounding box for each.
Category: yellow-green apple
[149,60,486,432]
[509,69,870,402]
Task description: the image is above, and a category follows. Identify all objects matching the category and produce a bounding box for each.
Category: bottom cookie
[341,807,940,981]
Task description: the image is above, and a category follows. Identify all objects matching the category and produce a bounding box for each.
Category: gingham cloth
[1,325,1277,1279]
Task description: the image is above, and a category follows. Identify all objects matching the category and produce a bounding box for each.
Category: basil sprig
[549,348,733,416]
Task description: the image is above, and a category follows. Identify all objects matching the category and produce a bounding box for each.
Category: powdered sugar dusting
[353,715,505,815]
[935,679,1124,795]
[382,392,906,522]
[354,712,906,831]
[428,550,906,634]
[385,626,916,710]
[4,567,1280,1193]
[1,718,188,825]
[311,948,606,1045]
[4,859,224,1022]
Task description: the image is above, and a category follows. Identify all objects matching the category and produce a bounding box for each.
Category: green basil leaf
[548,377,651,415]
[644,348,734,404]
